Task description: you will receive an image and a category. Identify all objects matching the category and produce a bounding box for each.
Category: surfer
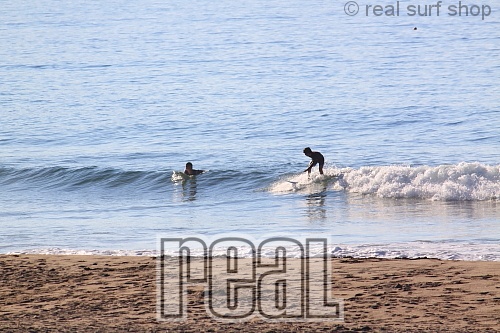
[303,147,324,175]
[184,162,204,175]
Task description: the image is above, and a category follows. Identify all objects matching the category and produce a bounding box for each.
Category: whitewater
[270,163,500,201]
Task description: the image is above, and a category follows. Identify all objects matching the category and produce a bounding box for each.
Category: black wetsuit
[308,151,324,168]
[184,169,203,175]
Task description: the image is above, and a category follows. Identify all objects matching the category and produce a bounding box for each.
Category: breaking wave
[269,162,499,201]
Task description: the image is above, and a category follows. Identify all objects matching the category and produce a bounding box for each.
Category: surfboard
[171,171,192,182]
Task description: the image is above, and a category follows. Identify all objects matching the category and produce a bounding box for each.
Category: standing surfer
[303,147,324,175]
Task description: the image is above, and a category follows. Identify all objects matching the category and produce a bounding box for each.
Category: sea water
[1,0,499,260]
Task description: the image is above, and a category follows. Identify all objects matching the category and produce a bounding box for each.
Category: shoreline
[1,254,499,332]
[5,240,500,262]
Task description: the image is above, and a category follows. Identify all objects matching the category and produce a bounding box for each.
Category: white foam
[6,248,156,256]
[8,241,500,261]
[328,242,500,261]
[269,169,344,194]
[270,163,499,201]
[344,163,499,201]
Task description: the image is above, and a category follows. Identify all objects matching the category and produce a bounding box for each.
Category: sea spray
[269,163,499,201]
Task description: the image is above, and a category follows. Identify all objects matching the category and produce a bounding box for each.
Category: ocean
[1,0,499,260]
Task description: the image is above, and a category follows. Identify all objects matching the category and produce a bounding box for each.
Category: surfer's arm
[304,160,315,173]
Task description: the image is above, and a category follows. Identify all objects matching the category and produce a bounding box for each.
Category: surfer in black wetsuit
[303,147,324,175]
[184,162,204,175]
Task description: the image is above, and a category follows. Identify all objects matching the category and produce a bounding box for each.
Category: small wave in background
[0,166,171,192]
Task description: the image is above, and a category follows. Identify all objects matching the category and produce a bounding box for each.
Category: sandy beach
[1,254,499,332]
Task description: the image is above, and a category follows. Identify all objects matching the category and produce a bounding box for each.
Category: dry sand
[1,254,499,332]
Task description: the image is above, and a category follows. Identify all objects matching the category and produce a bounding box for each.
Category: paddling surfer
[184,162,204,175]
[303,147,324,175]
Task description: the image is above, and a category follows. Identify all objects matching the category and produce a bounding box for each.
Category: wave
[0,165,273,193]
[269,162,500,201]
[2,162,499,201]
[0,166,172,192]
[268,172,342,194]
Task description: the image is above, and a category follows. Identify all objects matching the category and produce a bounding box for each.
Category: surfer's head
[185,162,193,170]
[303,147,312,156]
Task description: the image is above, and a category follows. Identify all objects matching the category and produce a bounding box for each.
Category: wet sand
[0,254,499,332]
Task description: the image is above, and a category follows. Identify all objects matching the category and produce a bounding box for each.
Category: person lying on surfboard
[184,162,204,175]
[303,147,324,175]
